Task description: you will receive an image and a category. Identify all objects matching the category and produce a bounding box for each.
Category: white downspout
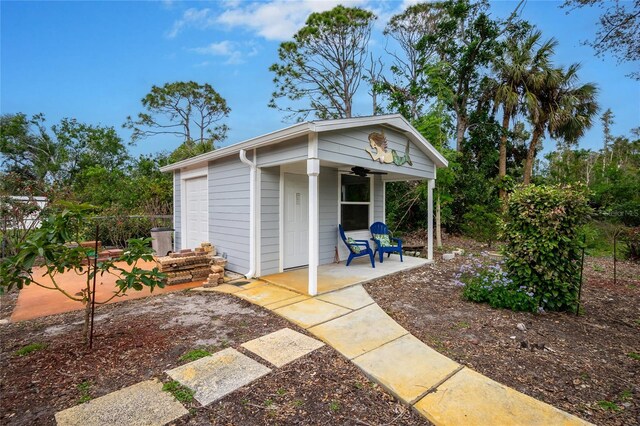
[239,149,256,278]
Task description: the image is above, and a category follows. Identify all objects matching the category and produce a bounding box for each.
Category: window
[340,174,371,231]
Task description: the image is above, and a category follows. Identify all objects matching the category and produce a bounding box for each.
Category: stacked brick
[156,242,221,285]
[76,241,124,265]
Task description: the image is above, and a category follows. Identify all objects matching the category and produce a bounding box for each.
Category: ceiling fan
[350,166,388,177]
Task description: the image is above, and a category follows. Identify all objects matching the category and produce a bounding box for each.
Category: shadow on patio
[261,255,429,295]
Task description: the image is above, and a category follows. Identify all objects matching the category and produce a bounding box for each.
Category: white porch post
[307,158,320,296]
[427,179,434,261]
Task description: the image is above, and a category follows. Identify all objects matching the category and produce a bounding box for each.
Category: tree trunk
[524,126,543,185]
[436,193,442,249]
[82,302,91,345]
[455,114,466,151]
[498,111,510,202]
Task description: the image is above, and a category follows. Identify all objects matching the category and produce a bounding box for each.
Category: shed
[160,114,448,295]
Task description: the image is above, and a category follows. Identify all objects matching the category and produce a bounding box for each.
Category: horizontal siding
[257,136,308,167]
[209,157,250,273]
[319,167,338,265]
[260,166,280,275]
[173,171,181,251]
[318,127,435,179]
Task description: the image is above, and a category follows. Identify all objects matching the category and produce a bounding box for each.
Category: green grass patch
[179,349,211,363]
[162,381,195,404]
[452,321,470,329]
[620,389,633,401]
[76,381,92,404]
[597,400,621,412]
[627,352,640,361]
[329,400,341,412]
[292,399,304,408]
[276,388,287,396]
[14,343,46,356]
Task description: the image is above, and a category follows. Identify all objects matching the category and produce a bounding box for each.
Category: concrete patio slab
[262,255,429,295]
[235,284,302,307]
[54,379,188,426]
[241,328,324,367]
[239,281,268,290]
[308,304,408,359]
[316,285,374,310]
[264,294,310,310]
[165,347,271,406]
[194,284,241,294]
[273,298,351,329]
[352,334,460,404]
[11,260,205,322]
[414,367,592,426]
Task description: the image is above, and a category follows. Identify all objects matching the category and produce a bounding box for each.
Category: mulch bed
[0,290,427,425]
[365,236,640,426]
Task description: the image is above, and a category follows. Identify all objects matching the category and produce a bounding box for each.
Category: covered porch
[262,255,429,295]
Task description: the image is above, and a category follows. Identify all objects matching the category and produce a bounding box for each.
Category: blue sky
[2,0,638,158]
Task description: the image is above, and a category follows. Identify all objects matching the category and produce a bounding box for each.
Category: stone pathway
[54,380,188,426]
[218,282,592,426]
[165,347,272,406]
[55,326,324,425]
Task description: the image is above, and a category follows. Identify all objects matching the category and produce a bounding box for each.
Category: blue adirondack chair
[338,224,375,268]
[370,222,403,263]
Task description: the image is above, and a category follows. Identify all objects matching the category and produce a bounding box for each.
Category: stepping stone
[273,298,350,329]
[414,367,591,426]
[235,284,302,307]
[54,379,188,426]
[308,304,408,359]
[442,253,455,261]
[165,347,271,406]
[353,334,460,404]
[264,294,310,310]
[316,285,374,310]
[241,328,324,367]
[205,284,243,294]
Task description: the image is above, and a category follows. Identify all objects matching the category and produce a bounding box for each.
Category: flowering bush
[456,254,538,312]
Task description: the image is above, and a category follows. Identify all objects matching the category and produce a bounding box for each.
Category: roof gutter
[238,149,257,279]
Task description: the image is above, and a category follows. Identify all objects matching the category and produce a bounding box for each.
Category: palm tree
[523,63,599,184]
[491,29,557,200]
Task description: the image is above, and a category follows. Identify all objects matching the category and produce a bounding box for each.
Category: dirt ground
[365,236,640,426]
[0,289,426,426]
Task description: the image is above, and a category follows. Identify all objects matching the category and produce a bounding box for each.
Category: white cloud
[189,40,259,65]
[216,0,369,41]
[190,41,234,56]
[166,7,215,39]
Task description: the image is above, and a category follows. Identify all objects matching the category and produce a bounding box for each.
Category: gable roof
[160,114,448,172]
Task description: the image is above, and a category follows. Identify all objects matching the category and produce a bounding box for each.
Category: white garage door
[184,177,208,249]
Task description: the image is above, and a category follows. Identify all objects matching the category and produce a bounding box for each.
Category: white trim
[338,172,373,232]
[180,167,207,180]
[278,167,284,273]
[160,114,448,172]
[256,157,262,277]
[427,179,434,261]
[181,173,209,251]
[382,181,386,222]
[307,158,320,296]
[308,132,318,158]
[239,149,257,278]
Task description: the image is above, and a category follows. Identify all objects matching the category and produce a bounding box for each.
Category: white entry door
[283,173,309,269]
[184,176,208,249]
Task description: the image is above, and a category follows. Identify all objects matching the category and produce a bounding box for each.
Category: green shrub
[457,255,538,312]
[462,205,500,247]
[503,185,591,312]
